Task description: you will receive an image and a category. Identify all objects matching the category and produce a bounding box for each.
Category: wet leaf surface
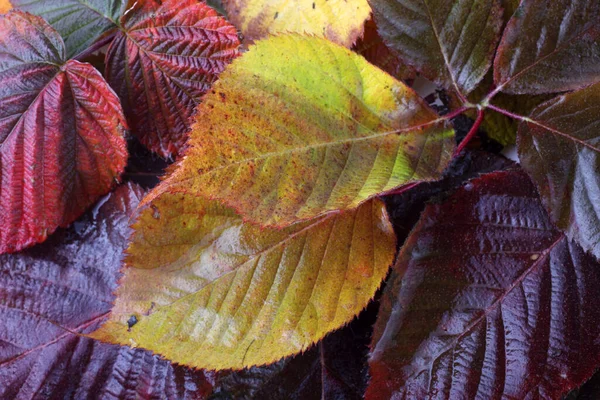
[0,184,214,399]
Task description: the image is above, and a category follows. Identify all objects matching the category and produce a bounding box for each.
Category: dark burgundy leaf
[10,0,125,58]
[518,82,600,261]
[0,11,128,254]
[0,184,214,399]
[368,169,600,399]
[368,0,503,96]
[105,0,240,158]
[494,0,600,94]
[354,19,415,82]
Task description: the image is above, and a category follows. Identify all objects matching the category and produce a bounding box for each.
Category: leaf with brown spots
[225,0,371,47]
[90,191,396,370]
[149,35,455,228]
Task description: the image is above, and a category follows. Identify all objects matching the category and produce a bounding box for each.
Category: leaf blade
[155,35,455,228]
[0,184,214,399]
[494,0,600,94]
[225,0,371,48]
[10,0,125,58]
[105,0,240,158]
[367,170,600,399]
[0,11,128,254]
[518,82,600,260]
[368,0,503,95]
[91,192,396,370]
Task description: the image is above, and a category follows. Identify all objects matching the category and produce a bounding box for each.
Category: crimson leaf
[0,11,128,254]
[0,184,214,399]
[105,0,240,158]
[368,169,600,399]
[10,0,125,58]
[494,0,600,94]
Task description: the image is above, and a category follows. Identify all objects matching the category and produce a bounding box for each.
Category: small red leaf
[0,183,214,399]
[368,169,600,399]
[0,11,128,254]
[105,0,240,158]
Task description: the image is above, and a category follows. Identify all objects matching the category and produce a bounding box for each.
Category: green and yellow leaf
[91,192,396,370]
[224,0,371,47]
[153,35,455,228]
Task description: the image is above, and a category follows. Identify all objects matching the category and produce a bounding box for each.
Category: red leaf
[368,169,600,399]
[0,11,128,254]
[0,183,214,399]
[105,0,240,158]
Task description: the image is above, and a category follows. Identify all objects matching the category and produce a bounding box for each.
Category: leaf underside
[494,0,600,94]
[154,35,455,228]
[105,0,240,158]
[0,184,213,400]
[368,0,504,95]
[367,170,600,399]
[224,0,371,47]
[0,11,128,254]
[10,0,125,58]
[91,192,396,370]
[518,81,600,261]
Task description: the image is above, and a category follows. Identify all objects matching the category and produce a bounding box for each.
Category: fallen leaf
[90,192,396,370]
[368,169,600,399]
[0,12,128,254]
[105,0,240,158]
[224,0,371,47]
[154,35,455,228]
[11,0,125,58]
[0,184,214,399]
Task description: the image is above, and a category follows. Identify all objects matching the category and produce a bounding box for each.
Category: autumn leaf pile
[1,0,600,399]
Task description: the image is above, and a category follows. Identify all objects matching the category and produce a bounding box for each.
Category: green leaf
[518,81,600,260]
[90,192,396,369]
[11,0,125,58]
[151,35,455,228]
[494,0,600,94]
[368,0,504,95]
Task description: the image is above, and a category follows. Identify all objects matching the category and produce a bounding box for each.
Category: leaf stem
[455,107,484,155]
[485,104,529,122]
[73,31,117,61]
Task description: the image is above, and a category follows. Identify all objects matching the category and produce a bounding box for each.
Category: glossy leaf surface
[0,12,127,254]
[91,192,396,370]
[224,0,370,48]
[105,0,240,158]
[368,170,600,399]
[0,184,214,399]
[518,82,600,260]
[494,0,600,94]
[11,0,125,58]
[155,35,455,228]
[368,0,503,95]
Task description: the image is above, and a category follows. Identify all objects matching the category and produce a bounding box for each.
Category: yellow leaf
[225,0,371,47]
[91,192,396,369]
[153,35,455,228]
[0,0,11,13]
